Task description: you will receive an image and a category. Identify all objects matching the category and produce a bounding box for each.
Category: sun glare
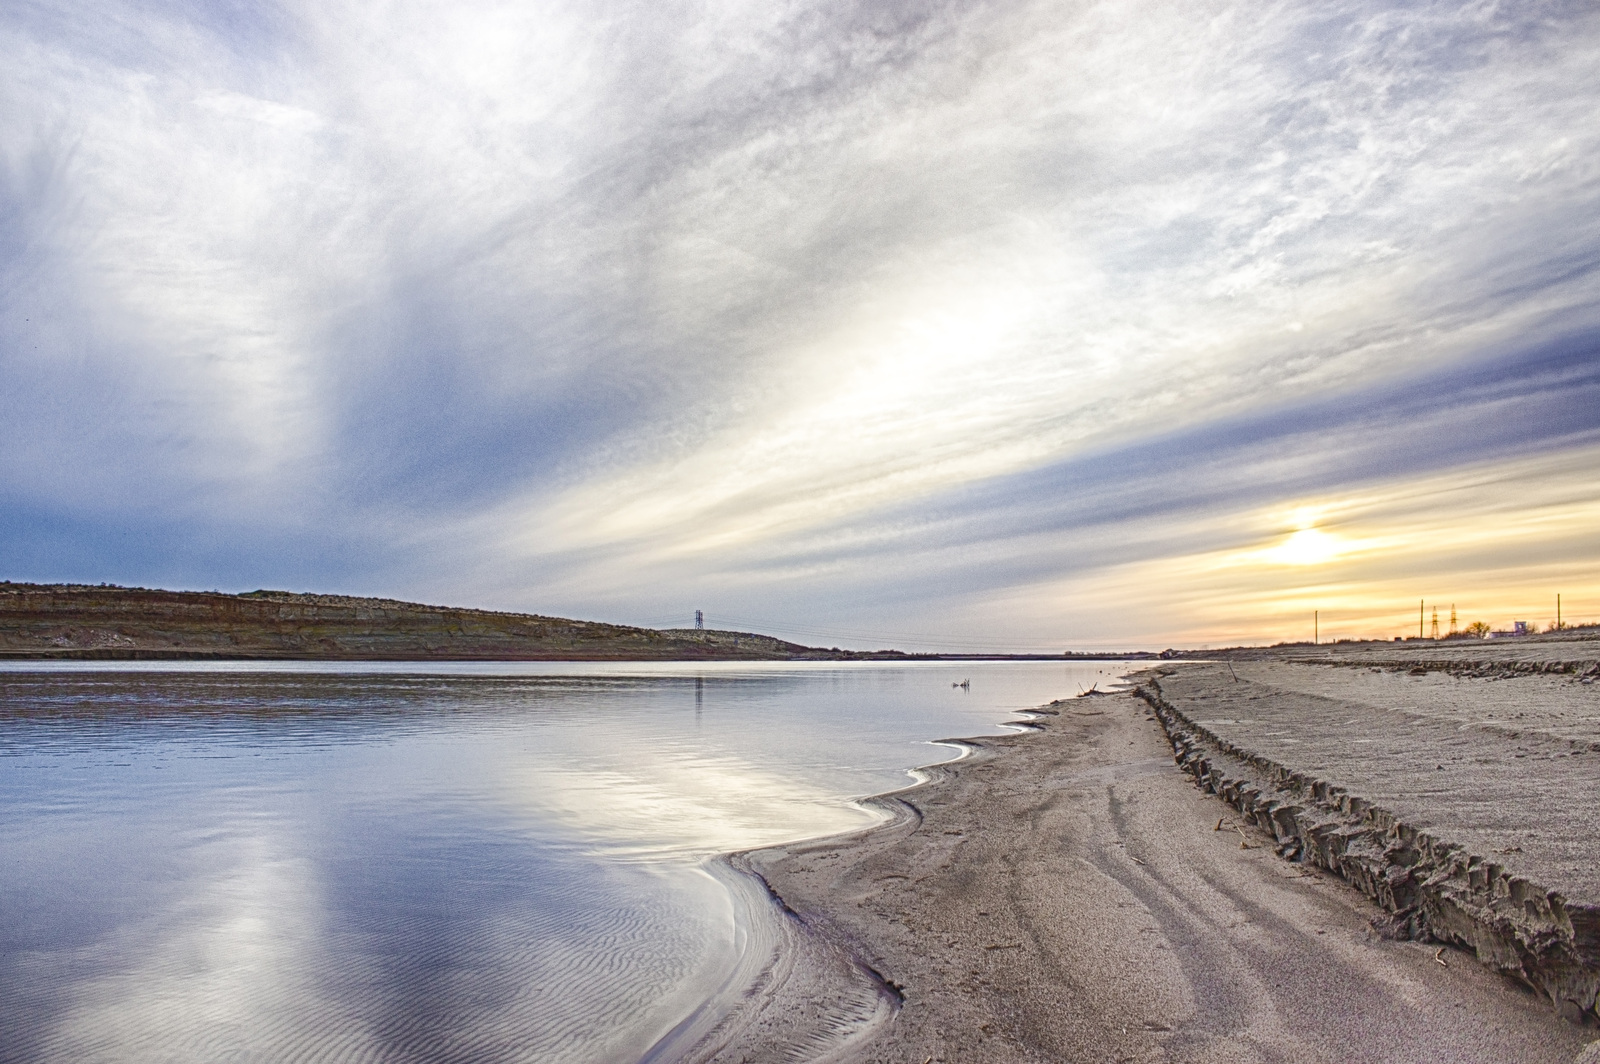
[1270,527,1345,566]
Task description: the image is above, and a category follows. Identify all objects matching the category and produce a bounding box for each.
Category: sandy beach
[683,642,1600,1063]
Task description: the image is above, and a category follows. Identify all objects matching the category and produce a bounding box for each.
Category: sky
[3,0,1598,651]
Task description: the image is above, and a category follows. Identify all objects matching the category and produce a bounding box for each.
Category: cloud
[1,0,1598,644]
[1028,439,1600,648]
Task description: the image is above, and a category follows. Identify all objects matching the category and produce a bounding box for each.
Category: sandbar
[678,642,1600,1063]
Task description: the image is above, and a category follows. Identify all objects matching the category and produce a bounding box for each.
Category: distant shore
[0,582,1166,662]
[0,583,905,662]
[680,639,1599,1062]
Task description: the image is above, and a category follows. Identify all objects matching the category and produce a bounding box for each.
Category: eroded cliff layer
[1137,659,1600,1023]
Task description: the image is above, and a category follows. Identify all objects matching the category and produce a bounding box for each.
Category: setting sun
[1269,526,1347,566]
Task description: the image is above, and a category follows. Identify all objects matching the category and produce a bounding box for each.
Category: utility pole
[1419,599,1424,640]
[1557,594,1562,630]
[1314,610,1318,645]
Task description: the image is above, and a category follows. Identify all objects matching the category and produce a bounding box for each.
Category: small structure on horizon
[694,609,704,630]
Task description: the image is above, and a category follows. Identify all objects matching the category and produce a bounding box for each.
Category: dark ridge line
[1288,657,1600,676]
[855,961,907,1006]
[736,857,805,923]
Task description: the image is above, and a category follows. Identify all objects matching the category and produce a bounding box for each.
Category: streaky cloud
[2,0,1598,645]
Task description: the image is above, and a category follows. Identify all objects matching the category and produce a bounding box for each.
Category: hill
[0,583,903,661]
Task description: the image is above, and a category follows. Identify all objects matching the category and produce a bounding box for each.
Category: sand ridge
[1140,660,1600,1023]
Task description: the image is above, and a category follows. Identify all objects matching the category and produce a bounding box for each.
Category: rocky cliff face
[0,584,854,660]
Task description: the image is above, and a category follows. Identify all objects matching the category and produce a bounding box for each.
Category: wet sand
[686,688,1595,1063]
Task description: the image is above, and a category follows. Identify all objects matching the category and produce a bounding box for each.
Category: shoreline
[684,677,1593,1063]
[654,739,993,1062]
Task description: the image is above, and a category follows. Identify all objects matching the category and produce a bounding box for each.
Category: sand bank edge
[1134,670,1600,1024]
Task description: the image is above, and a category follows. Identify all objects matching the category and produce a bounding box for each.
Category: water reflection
[0,661,1128,1063]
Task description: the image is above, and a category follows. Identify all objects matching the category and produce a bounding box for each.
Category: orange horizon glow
[970,442,1600,651]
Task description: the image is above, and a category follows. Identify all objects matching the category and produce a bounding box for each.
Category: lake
[0,659,1131,1063]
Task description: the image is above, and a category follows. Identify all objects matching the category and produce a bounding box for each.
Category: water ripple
[0,661,1128,1063]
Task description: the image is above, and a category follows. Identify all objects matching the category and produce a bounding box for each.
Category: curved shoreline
[680,689,1591,1063]
[649,739,991,1063]
[654,710,1079,1064]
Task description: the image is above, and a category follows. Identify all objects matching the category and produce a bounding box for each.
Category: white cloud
[2,0,1597,640]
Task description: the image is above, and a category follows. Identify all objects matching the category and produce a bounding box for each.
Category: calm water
[0,660,1130,1064]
